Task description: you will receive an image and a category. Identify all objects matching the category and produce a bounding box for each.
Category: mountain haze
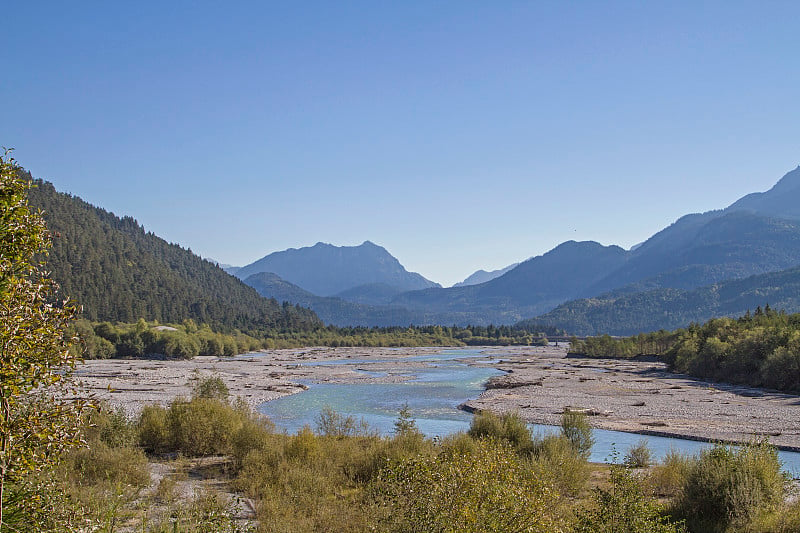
[529,263,800,336]
[391,241,629,323]
[244,272,431,327]
[453,263,520,287]
[235,241,440,296]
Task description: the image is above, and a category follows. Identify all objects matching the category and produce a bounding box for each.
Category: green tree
[0,152,86,530]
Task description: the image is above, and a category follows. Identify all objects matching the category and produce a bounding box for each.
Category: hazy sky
[3,1,799,286]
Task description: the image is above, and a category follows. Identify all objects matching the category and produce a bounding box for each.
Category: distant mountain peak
[235,241,439,296]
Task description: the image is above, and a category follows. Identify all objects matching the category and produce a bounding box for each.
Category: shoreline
[74,345,800,450]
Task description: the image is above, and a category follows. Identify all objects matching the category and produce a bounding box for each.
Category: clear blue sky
[3,1,798,286]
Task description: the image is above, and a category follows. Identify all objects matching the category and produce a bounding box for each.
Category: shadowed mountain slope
[528,264,800,336]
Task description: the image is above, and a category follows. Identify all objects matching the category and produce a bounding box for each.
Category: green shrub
[575,464,686,533]
[625,439,653,468]
[139,396,268,457]
[530,433,590,497]
[674,441,788,533]
[315,406,373,438]
[649,448,694,498]
[192,373,230,400]
[64,441,150,488]
[166,397,244,456]
[370,438,567,532]
[284,426,321,462]
[742,498,800,533]
[138,404,170,454]
[84,406,139,448]
[561,409,595,458]
[468,410,533,452]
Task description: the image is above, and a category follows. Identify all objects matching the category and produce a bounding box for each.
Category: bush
[561,409,594,458]
[64,441,150,488]
[649,449,694,498]
[468,410,533,452]
[315,406,372,438]
[575,465,686,533]
[138,404,170,454]
[674,441,788,533]
[625,439,653,468]
[192,374,230,400]
[370,438,568,532]
[742,498,800,533]
[138,396,269,458]
[530,433,590,497]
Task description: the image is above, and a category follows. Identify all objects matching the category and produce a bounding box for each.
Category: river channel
[257,348,800,475]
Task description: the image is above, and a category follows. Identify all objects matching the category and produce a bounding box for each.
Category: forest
[570,305,800,393]
[72,319,558,359]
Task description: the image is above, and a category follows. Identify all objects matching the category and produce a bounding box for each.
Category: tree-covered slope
[27,177,321,332]
[529,264,800,336]
[235,241,440,296]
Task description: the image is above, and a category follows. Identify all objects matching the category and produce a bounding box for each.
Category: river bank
[74,345,800,450]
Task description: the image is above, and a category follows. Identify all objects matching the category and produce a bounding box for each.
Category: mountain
[452,263,520,287]
[726,165,800,220]
[235,241,440,296]
[379,166,800,326]
[528,264,800,336]
[586,211,800,295]
[334,283,404,306]
[390,241,629,324]
[27,177,321,332]
[244,272,428,327]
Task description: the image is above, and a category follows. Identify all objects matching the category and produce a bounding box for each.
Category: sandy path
[74,345,800,450]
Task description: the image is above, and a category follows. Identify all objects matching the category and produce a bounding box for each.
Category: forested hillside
[27,176,321,332]
[530,264,800,336]
[570,307,800,393]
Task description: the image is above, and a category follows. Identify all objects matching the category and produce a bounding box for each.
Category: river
[258,348,800,475]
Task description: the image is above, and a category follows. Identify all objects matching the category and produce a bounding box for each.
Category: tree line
[571,305,800,393]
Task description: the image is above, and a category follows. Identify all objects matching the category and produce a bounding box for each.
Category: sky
[2,1,799,286]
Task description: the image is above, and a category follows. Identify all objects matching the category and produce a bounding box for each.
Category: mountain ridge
[235,240,440,296]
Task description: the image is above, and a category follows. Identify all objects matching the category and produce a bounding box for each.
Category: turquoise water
[257,349,800,476]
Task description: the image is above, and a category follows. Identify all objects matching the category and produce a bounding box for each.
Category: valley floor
[75,345,800,450]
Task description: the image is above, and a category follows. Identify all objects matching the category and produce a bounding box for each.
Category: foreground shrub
[315,405,373,438]
[235,424,373,532]
[625,439,653,468]
[561,409,595,458]
[742,498,800,533]
[674,441,788,533]
[530,433,590,497]
[649,448,694,498]
[370,438,568,532]
[575,465,686,533]
[138,394,269,458]
[468,410,533,452]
